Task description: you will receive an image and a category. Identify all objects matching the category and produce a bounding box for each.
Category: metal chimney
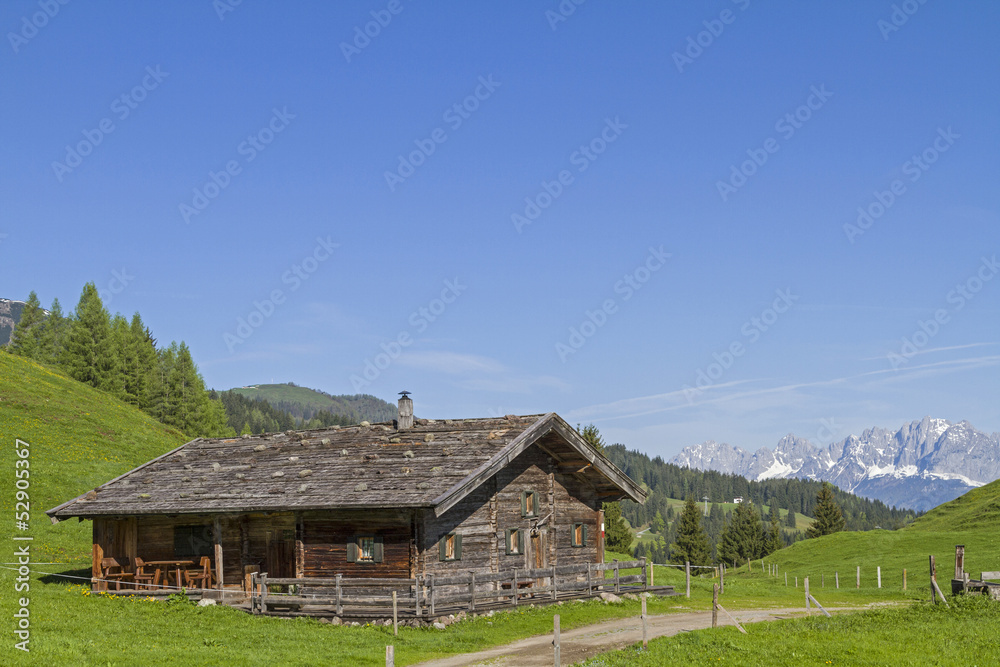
[397,391,413,430]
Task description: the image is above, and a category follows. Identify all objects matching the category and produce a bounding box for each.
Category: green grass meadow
[2,353,998,665]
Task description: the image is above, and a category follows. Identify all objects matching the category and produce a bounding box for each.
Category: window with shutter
[350,536,381,563]
[439,533,462,561]
[521,490,538,517]
[505,528,523,555]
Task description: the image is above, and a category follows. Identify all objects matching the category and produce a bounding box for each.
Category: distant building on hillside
[733,496,744,504]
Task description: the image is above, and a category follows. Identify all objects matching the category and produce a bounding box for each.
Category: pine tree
[767,511,784,553]
[130,313,158,411]
[38,298,69,366]
[579,424,632,553]
[718,500,765,564]
[785,504,797,529]
[807,482,845,538]
[63,283,114,389]
[8,292,45,358]
[651,511,665,535]
[603,501,633,553]
[108,314,132,403]
[670,497,712,566]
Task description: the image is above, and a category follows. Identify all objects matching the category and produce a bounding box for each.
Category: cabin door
[529,529,547,587]
[265,529,295,578]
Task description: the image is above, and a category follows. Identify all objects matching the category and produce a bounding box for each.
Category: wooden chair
[133,558,161,591]
[184,556,214,589]
[100,557,134,591]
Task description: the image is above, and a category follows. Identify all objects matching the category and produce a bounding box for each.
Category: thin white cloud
[861,342,998,361]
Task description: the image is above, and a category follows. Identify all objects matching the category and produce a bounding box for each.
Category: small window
[439,533,463,562]
[505,528,523,555]
[174,525,212,558]
[571,523,588,548]
[521,490,539,517]
[347,535,383,563]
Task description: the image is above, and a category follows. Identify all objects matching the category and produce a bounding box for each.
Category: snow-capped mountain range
[670,418,1000,511]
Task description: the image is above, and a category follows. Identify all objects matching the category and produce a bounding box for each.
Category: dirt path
[412,606,854,667]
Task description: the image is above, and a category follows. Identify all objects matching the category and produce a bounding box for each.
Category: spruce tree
[130,313,158,411]
[9,292,45,358]
[767,511,784,553]
[670,497,712,566]
[38,298,69,366]
[806,482,846,538]
[718,500,765,564]
[785,504,797,529]
[63,283,114,389]
[651,511,665,535]
[579,424,632,553]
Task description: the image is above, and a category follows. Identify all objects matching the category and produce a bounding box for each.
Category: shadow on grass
[38,566,91,586]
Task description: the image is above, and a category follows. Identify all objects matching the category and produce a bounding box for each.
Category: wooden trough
[950,545,1000,600]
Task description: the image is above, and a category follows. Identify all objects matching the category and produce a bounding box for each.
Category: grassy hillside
[768,477,1000,586]
[230,383,396,423]
[0,352,186,562]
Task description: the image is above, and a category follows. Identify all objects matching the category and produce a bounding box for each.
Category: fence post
[386,645,394,667]
[553,614,561,667]
[903,569,907,591]
[261,573,268,613]
[551,566,557,601]
[747,558,751,573]
[587,562,593,596]
[784,571,787,587]
[929,555,936,604]
[335,573,342,617]
[513,569,519,607]
[795,576,798,588]
[805,577,810,615]
[712,583,719,628]
[641,595,648,650]
[720,563,724,594]
[877,566,882,589]
[685,561,691,598]
[856,566,860,589]
[392,591,398,636]
[614,559,620,594]
[650,561,655,587]
[641,557,648,592]
[250,572,258,614]
[429,574,436,616]
[821,573,824,588]
[835,571,839,589]
[469,571,477,612]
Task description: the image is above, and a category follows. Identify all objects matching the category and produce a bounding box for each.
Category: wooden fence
[251,559,653,617]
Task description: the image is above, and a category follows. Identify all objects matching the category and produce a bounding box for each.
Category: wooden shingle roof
[47,412,645,520]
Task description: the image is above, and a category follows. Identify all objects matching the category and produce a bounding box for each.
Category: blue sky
[2,1,998,457]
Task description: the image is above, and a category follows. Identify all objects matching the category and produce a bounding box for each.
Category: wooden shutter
[454,534,462,560]
[347,540,358,563]
[439,536,447,562]
[374,536,384,563]
[582,524,588,546]
[505,529,514,555]
[521,491,527,517]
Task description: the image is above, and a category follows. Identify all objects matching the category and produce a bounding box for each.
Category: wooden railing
[251,559,651,616]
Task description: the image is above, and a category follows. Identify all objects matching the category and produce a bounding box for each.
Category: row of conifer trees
[7,284,231,438]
